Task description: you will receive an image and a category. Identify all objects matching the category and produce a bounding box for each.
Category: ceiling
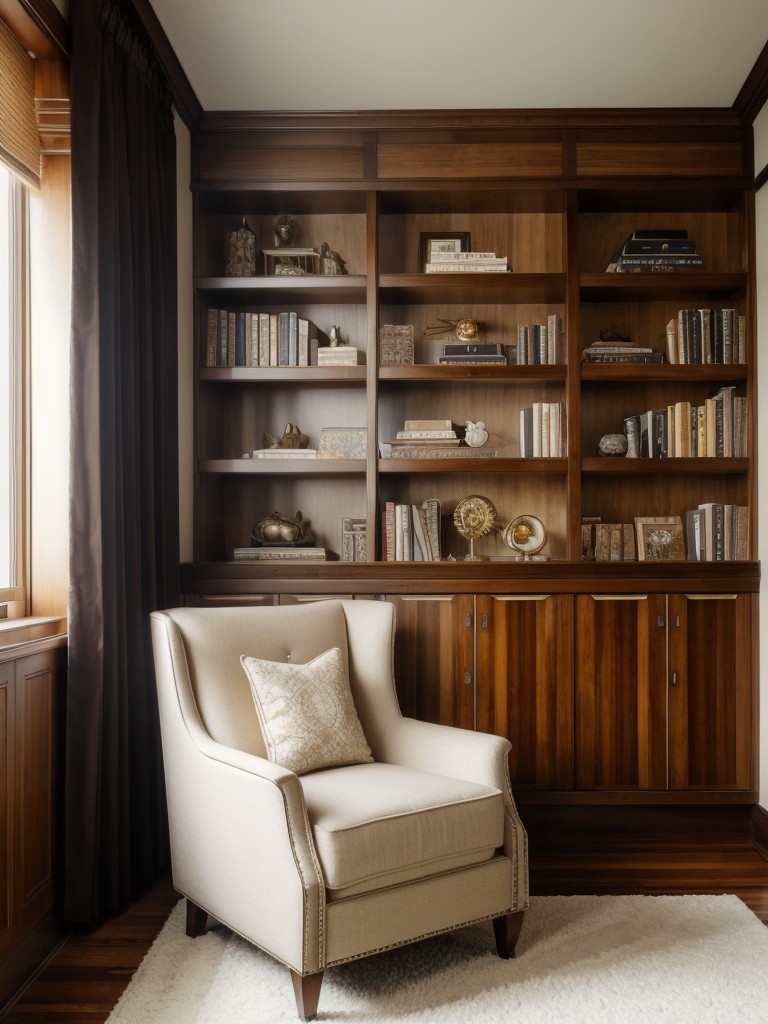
[149,0,768,114]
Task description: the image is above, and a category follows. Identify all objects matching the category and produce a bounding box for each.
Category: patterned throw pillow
[240,647,373,775]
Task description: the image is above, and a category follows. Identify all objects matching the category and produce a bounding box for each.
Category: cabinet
[574,592,755,792]
[387,593,574,791]
[184,114,759,805]
[0,640,65,1010]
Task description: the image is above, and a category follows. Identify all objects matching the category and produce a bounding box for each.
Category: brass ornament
[453,495,497,561]
[502,515,547,558]
[253,510,313,546]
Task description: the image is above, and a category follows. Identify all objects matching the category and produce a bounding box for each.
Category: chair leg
[290,969,324,1022]
[185,898,209,938]
[493,910,525,959]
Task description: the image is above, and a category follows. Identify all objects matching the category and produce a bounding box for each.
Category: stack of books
[251,448,317,459]
[665,308,746,365]
[515,315,564,365]
[382,499,441,561]
[233,546,329,561]
[581,338,664,364]
[623,386,747,460]
[438,343,506,365]
[425,251,509,273]
[685,503,749,561]
[206,309,326,367]
[385,419,461,452]
[606,229,704,273]
[519,403,565,457]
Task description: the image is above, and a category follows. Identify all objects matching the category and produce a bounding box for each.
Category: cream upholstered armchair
[150,599,528,1021]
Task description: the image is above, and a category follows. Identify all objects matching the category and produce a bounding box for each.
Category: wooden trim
[198,108,744,135]
[755,162,768,193]
[130,0,203,132]
[752,805,768,862]
[733,39,768,126]
[0,0,68,58]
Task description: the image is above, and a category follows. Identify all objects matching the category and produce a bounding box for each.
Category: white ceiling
[150,0,768,113]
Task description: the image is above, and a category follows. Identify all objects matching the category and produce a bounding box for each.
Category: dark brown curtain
[66,0,180,923]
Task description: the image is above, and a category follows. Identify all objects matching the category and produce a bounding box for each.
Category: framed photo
[418,231,471,271]
[634,516,685,561]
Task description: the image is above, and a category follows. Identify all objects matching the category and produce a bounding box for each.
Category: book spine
[206,308,218,366]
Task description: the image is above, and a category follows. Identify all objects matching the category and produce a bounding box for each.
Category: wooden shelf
[580,363,747,382]
[195,275,368,304]
[581,457,749,474]
[379,457,568,474]
[200,366,367,385]
[199,459,366,475]
[579,273,748,302]
[380,365,567,383]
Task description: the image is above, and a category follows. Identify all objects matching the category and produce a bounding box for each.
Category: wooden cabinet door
[476,594,574,791]
[0,662,13,960]
[386,595,474,730]
[574,594,667,790]
[668,593,755,792]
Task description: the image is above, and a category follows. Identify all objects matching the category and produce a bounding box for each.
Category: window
[0,161,26,608]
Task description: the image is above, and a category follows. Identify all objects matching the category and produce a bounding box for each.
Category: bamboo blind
[0,16,41,189]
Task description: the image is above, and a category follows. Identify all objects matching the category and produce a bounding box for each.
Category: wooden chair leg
[493,910,525,959]
[290,969,324,1022]
[185,898,209,938]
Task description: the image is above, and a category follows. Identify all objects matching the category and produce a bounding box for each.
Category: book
[438,354,507,364]
[443,343,504,357]
[233,547,327,560]
[252,448,318,458]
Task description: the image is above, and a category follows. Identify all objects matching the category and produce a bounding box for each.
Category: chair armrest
[380,716,528,896]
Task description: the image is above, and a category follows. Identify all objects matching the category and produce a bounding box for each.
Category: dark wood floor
[3,805,767,1022]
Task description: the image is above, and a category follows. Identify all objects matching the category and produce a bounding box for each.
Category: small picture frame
[418,231,471,271]
[634,516,685,561]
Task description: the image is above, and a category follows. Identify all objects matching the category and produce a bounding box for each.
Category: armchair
[150,599,528,1021]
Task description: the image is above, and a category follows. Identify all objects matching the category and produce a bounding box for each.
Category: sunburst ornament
[424,317,481,341]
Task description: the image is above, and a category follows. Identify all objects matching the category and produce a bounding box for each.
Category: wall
[176,113,193,563]
[755,99,768,809]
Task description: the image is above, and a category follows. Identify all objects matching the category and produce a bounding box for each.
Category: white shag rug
[107,895,768,1023]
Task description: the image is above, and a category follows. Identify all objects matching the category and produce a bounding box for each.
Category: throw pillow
[240,647,373,775]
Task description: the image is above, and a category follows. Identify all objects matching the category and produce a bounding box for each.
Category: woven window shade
[0,17,41,189]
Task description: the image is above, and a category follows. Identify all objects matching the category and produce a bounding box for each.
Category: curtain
[66,0,180,923]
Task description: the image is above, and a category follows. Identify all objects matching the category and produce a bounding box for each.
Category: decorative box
[317,427,367,459]
[380,324,414,365]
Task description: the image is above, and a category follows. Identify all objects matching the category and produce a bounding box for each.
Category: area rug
[106,894,768,1023]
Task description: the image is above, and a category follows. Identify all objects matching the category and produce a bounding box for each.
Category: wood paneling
[197,145,365,183]
[377,143,563,179]
[0,666,13,961]
[576,142,745,178]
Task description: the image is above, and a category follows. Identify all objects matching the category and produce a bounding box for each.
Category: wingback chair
[150,599,528,1021]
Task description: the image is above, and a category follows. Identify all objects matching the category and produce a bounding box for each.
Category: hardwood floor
[3,805,767,1022]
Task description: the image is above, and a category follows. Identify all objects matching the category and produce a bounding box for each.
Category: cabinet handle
[683,594,738,601]
[675,615,680,628]
[657,614,665,628]
[589,594,648,601]
[493,594,551,602]
[465,612,472,628]
[671,671,679,687]
[481,613,489,629]
[398,595,454,601]
[464,671,472,686]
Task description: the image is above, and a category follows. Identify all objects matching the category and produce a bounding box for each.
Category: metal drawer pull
[464,671,472,686]
[683,594,738,601]
[589,594,648,601]
[398,595,454,602]
[494,594,551,602]
[671,671,679,687]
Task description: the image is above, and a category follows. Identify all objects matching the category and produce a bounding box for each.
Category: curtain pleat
[66,0,179,923]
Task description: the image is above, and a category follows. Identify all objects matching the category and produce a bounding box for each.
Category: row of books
[382,499,441,561]
[516,315,564,365]
[606,229,704,273]
[205,309,326,367]
[581,507,748,562]
[425,251,509,273]
[519,403,565,458]
[623,387,747,459]
[665,308,745,365]
[686,503,748,561]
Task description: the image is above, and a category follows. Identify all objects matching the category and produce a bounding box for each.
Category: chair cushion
[300,762,504,898]
[240,647,373,776]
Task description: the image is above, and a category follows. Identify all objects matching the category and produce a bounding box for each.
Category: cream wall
[176,114,194,563]
[755,100,768,808]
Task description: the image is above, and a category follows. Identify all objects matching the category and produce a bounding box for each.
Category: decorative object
[418,231,470,271]
[464,420,489,447]
[262,422,309,449]
[261,247,320,275]
[317,427,367,459]
[319,241,347,275]
[224,219,256,276]
[105,894,768,1024]
[252,510,313,546]
[273,214,296,247]
[502,515,547,559]
[329,325,342,346]
[342,517,367,561]
[634,516,685,561]
[425,316,482,341]
[240,647,373,776]
[317,344,360,365]
[453,494,497,561]
[598,432,628,456]
[380,324,415,365]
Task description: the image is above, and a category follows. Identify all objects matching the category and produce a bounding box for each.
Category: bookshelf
[184,114,759,802]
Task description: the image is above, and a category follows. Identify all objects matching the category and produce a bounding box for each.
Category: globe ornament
[454,317,479,341]
[502,515,547,559]
[453,494,497,561]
